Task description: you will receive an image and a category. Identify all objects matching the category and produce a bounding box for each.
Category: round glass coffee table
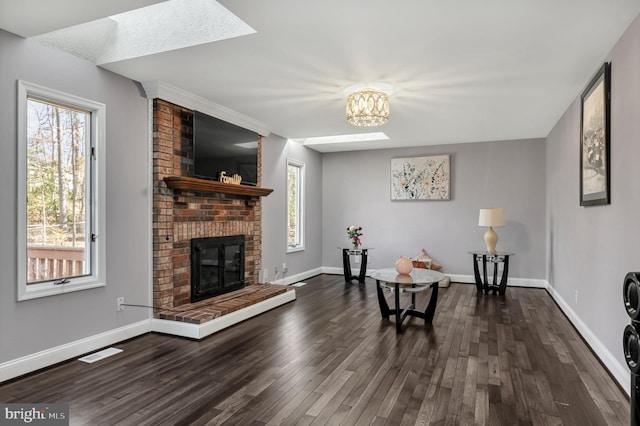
[371,268,445,332]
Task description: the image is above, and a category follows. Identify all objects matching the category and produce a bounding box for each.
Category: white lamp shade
[478,208,504,227]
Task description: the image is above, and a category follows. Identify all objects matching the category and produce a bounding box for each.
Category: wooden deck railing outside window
[27,246,85,283]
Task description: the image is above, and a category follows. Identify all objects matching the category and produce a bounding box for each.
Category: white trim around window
[17,80,106,301]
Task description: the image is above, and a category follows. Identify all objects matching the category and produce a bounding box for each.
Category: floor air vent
[78,347,123,364]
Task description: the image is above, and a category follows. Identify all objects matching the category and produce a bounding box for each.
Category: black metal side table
[469,251,514,295]
[341,248,369,283]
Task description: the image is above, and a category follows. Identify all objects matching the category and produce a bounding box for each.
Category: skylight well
[32,0,256,65]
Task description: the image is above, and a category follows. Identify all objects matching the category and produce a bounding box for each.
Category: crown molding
[141,80,271,137]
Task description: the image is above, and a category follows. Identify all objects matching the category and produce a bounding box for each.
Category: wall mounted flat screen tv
[193,111,259,186]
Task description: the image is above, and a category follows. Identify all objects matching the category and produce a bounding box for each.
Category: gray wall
[321,139,547,279]
[262,135,323,282]
[546,13,640,379]
[0,30,150,363]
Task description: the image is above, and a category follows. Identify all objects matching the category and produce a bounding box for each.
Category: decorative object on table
[346,225,363,249]
[394,255,414,275]
[412,249,449,288]
[412,248,442,271]
[390,155,450,201]
[412,258,432,269]
[580,62,611,206]
[478,208,504,253]
[346,89,389,127]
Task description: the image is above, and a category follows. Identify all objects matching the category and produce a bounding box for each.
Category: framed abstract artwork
[580,62,611,206]
[390,154,450,200]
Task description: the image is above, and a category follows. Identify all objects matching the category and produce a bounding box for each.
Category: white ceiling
[2,0,639,152]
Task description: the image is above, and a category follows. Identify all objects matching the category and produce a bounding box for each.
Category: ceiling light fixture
[346,89,389,127]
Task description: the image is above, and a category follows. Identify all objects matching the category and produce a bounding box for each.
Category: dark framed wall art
[580,62,611,206]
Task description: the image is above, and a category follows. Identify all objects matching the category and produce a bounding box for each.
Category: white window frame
[17,80,106,301]
[286,158,304,253]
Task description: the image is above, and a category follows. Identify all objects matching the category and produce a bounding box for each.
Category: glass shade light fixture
[478,208,504,253]
[346,88,389,126]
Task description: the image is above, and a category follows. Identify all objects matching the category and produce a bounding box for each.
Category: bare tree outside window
[26,98,90,283]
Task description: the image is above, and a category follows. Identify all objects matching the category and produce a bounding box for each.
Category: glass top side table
[468,251,514,295]
[341,247,371,283]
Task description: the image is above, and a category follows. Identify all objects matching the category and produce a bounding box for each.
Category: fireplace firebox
[191,235,245,302]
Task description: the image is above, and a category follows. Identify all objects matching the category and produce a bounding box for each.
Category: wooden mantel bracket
[163,176,273,197]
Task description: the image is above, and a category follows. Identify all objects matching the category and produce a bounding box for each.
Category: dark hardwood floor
[0,275,629,425]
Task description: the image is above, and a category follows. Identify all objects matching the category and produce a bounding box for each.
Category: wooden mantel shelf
[164,176,273,197]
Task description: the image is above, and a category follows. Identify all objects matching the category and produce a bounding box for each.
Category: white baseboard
[0,320,150,383]
[445,274,548,289]
[322,266,347,276]
[546,283,630,395]
[273,267,323,286]
[151,290,296,339]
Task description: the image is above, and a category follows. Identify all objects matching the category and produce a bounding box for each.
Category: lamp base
[484,227,498,253]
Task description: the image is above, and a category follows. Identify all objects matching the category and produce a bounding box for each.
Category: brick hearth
[155,284,292,324]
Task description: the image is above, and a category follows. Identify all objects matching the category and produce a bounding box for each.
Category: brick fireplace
[152,99,265,313]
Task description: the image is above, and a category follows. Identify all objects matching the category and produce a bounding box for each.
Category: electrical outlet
[116,297,125,312]
[282,262,288,273]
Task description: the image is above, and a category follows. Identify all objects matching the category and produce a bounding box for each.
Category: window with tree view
[26,97,91,284]
[287,159,304,251]
[18,81,105,300]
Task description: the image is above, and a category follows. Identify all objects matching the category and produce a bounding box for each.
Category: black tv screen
[193,111,259,186]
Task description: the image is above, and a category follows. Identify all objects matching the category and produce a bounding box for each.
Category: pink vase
[395,256,413,275]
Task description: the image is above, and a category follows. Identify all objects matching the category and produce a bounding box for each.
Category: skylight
[292,132,389,146]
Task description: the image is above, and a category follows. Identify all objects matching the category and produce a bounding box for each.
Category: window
[287,159,304,252]
[17,81,106,300]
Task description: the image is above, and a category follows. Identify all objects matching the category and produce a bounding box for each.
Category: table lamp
[478,208,504,253]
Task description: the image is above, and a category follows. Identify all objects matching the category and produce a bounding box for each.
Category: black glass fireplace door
[191,235,245,302]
